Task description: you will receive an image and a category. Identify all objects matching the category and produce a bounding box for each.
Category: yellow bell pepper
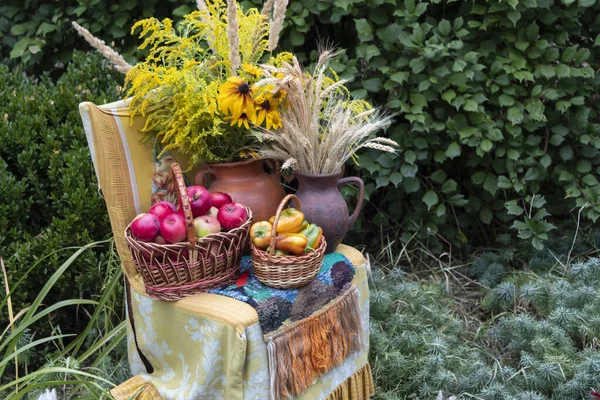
[274,233,308,255]
[268,208,305,233]
[250,221,272,249]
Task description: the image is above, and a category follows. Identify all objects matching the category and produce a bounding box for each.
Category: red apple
[217,203,248,231]
[157,200,177,213]
[149,202,174,222]
[210,192,233,209]
[206,206,219,218]
[193,215,222,238]
[185,186,213,217]
[160,213,188,244]
[131,213,160,242]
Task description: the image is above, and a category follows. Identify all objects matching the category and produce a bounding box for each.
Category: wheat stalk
[226,0,241,75]
[72,22,132,74]
[256,51,398,174]
[196,0,216,50]
[268,0,289,51]
[261,0,277,16]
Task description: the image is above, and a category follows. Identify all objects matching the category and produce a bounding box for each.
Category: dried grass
[256,51,398,174]
[71,22,132,74]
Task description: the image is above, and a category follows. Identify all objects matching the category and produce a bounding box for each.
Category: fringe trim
[325,363,374,400]
[110,375,162,400]
[266,286,363,400]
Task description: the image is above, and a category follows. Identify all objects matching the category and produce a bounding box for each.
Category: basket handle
[172,162,198,246]
[268,194,301,256]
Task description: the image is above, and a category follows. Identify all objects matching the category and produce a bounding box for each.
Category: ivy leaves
[307,0,600,249]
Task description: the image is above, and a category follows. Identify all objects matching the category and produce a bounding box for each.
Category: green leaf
[579,0,596,7]
[445,142,461,159]
[441,90,456,103]
[376,175,390,188]
[472,171,486,185]
[409,58,425,73]
[404,150,417,164]
[577,160,592,173]
[172,5,191,16]
[483,173,499,196]
[480,139,493,152]
[401,164,418,177]
[498,176,513,189]
[403,177,421,193]
[389,71,409,84]
[556,64,570,78]
[10,24,26,35]
[507,10,521,26]
[537,65,556,78]
[507,106,523,124]
[441,179,457,193]
[583,174,599,186]
[422,191,439,210]
[499,94,515,107]
[526,22,539,41]
[438,19,451,36]
[464,99,478,112]
[410,93,427,110]
[355,19,373,41]
[506,200,524,216]
[389,172,403,187]
[479,207,493,224]
[10,38,30,59]
[449,73,467,86]
[431,170,447,184]
[559,145,574,161]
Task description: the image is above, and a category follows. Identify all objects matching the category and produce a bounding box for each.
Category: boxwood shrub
[0,51,122,328]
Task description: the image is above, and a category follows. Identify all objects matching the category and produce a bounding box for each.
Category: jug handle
[263,159,281,182]
[337,176,365,226]
[194,167,216,187]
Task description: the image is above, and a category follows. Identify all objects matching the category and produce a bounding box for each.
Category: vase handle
[263,159,281,182]
[337,176,364,226]
[194,167,216,187]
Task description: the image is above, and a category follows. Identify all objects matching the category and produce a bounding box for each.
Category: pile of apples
[130,186,249,244]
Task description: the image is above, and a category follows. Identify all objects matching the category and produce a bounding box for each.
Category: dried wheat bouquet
[254,50,398,175]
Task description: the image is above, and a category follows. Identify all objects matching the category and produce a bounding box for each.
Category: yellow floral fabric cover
[78,99,373,399]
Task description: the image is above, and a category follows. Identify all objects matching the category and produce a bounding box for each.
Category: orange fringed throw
[266,286,363,400]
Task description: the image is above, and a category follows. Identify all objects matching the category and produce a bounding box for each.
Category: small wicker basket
[125,162,252,301]
[250,194,325,289]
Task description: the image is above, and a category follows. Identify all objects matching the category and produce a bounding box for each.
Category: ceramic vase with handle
[194,159,285,223]
[293,170,364,253]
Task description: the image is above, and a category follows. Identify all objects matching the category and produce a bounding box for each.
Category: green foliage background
[0,52,121,335]
[251,0,600,251]
[5,0,600,250]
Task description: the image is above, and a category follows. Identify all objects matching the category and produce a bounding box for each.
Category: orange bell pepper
[250,221,272,249]
[274,233,308,255]
[268,208,305,233]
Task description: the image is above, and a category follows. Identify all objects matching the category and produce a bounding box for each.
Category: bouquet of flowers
[74,0,291,167]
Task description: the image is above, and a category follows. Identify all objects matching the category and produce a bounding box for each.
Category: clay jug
[294,170,364,253]
[194,159,285,223]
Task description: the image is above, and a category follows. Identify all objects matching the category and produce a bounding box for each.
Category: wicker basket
[250,194,326,289]
[125,162,252,301]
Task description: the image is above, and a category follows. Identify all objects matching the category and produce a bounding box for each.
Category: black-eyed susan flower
[255,98,282,130]
[218,77,255,119]
[225,112,255,129]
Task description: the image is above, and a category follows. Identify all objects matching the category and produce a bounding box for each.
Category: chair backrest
[79,99,196,287]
